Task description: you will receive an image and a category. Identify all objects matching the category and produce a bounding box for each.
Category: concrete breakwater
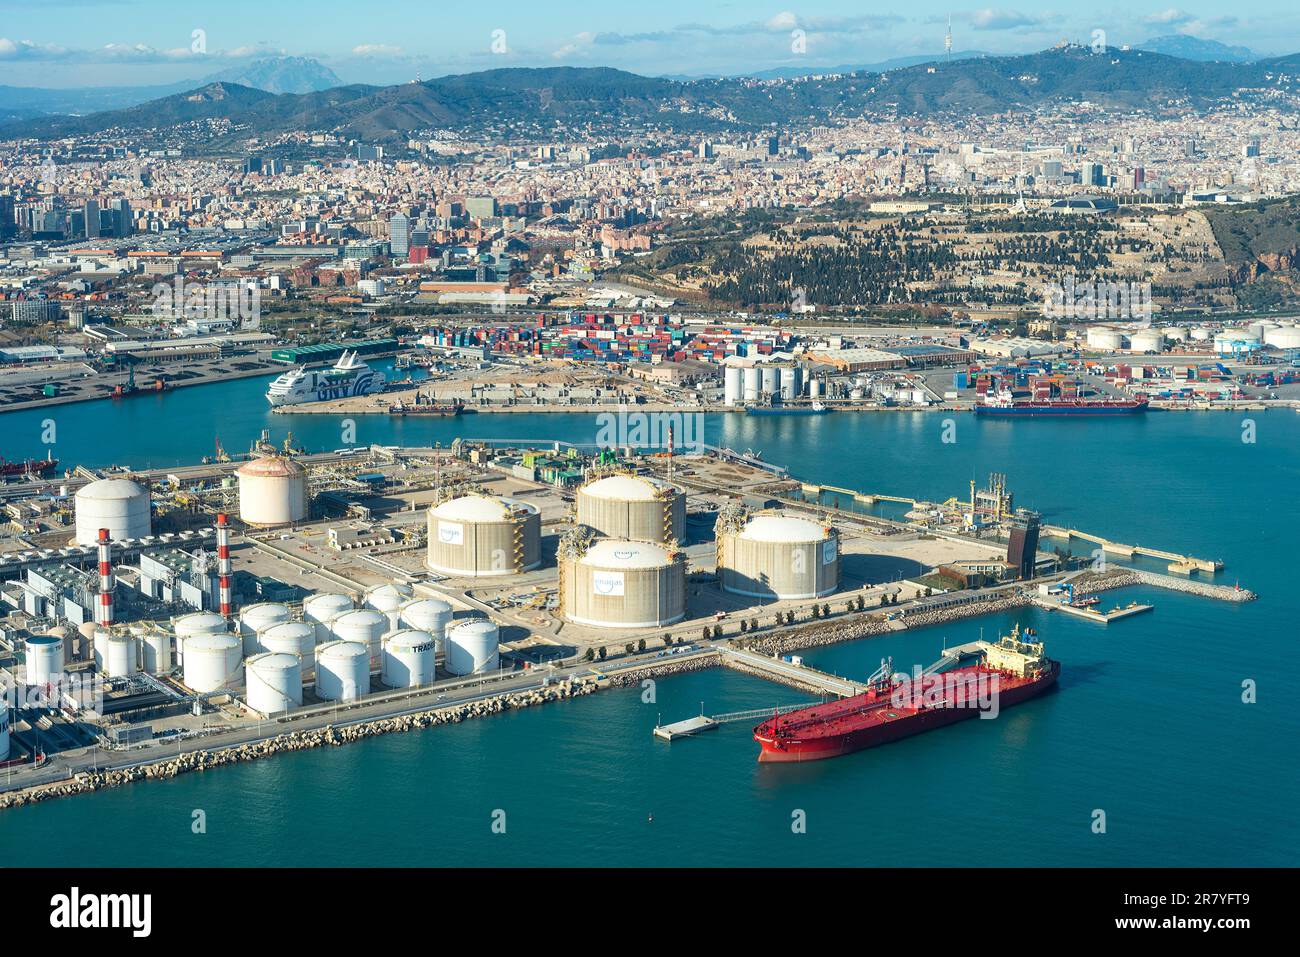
[0,679,597,811]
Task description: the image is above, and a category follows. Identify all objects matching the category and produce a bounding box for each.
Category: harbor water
[1,373,1296,865]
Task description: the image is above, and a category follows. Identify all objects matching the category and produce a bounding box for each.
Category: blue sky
[0,1,1294,88]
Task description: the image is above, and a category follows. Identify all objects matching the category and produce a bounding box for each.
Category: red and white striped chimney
[96,527,115,629]
[216,512,232,618]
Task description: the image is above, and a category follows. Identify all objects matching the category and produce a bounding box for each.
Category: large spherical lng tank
[445,619,500,676]
[426,494,541,577]
[237,454,308,528]
[74,478,151,546]
[576,474,686,544]
[245,652,303,714]
[302,593,354,644]
[257,621,317,678]
[562,539,686,629]
[381,630,437,688]
[718,512,840,600]
[238,602,293,655]
[182,633,242,693]
[315,640,370,701]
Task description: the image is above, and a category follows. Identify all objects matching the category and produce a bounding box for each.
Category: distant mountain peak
[203,56,342,95]
[1136,35,1256,62]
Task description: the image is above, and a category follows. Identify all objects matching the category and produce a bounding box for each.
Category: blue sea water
[1,374,1296,866]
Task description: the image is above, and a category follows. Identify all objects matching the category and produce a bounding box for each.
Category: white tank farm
[382,629,437,688]
[562,539,686,629]
[182,633,242,693]
[426,494,541,577]
[258,621,317,678]
[237,454,308,527]
[577,474,686,544]
[445,619,500,676]
[238,602,293,654]
[25,634,64,687]
[95,630,138,678]
[330,608,389,671]
[723,366,743,406]
[74,478,151,546]
[365,583,415,629]
[302,593,354,644]
[718,512,840,600]
[172,611,228,666]
[399,598,453,652]
[245,652,303,714]
[315,640,370,701]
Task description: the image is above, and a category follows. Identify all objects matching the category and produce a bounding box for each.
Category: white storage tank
[1086,326,1126,351]
[245,652,303,714]
[561,538,686,629]
[717,510,840,600]
[237,454,308,528]
[74,478,151,546]
[238,602,293,655]
[258,621,317,678]
[302,593,354,644]
[426,494,541,577]
[172,612,228,666]
[577,474,686,544]
[25,634,64,687]
[760,365,779,397]
[1190,326,1213,341]
[779,365,803,400]
[1164,326,1189,343]
[315,640,370,701]
[809,377,823,399]
[382,629,437,688]
[364,583,415,629]
[330,608,389,671]
[445,619,500,676]
[1264,325,1300,349]
[95,630,137,678]
[182,633,242,693]
[723,366,743,407]
[399,598,453,649]
[139,625,172,674]
[742,366,761,402]
[1128,329,1165,354]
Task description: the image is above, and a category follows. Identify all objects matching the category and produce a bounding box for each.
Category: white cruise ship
[265,351,387,407]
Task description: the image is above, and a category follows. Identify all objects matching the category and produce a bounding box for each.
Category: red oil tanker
[754,625,1059,762]
[0,456,59,479]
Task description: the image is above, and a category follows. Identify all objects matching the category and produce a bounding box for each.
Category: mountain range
[3,46,1297,145]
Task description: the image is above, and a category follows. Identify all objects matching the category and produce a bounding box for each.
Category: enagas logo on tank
[592,571,625,596]
[438,521,464,544]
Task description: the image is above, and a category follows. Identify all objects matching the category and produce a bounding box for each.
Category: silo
[742,366,761,402]
[723,366,743,407]
[445,620,500,676]
[245,652,302,714]
[237,454,308,527]
[717,511,840,600]
[172,611,228,666]
[74,478,151,546]
[779,365,803,400]
[399,598,453,653]
[329,608,389,671]
[25,634,64,686]
[577,474,686,544]
[760,365,779,396]
[561,539,686,629]
[95,630,137,678]
[426,495,541,577]
[182,633,242,693]
[382,630,437,688]
[258,621,317,678]
[315,640,370,701]
[302,593,354,644]
[809,378,823,399]
[238,602,293,655]
[364,583,415,630]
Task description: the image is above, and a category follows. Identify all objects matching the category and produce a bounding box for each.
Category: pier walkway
[719,646,864,697]
[1040,525,1222,573]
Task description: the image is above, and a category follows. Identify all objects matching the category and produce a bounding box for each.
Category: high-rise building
[113,199,133,237]
[84,200,100,240]
[389,213,410,257]
[1006,509,1041,580]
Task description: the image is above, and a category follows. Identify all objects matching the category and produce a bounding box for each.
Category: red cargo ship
[754,625,1059,762]
[0,456,59,478]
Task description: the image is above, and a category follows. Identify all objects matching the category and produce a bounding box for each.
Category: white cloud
[1145,8,1196,26]
[766,12,799,31]
[351,44,403,58]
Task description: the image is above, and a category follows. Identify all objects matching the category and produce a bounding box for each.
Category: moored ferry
[265,351,387,407]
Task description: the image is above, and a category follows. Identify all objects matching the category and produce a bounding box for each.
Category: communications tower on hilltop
[945,15,953,63]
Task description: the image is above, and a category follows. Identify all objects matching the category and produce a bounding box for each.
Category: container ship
[974,387,1147,416]
[266,351,386,407]
[753,625,1058,762]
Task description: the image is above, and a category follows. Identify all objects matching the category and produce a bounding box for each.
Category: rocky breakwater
[1131,568,1257,602]
[0,679,598,811]
[607,651,721,688]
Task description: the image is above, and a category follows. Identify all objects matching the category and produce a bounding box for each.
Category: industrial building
[426,494,541,577]
[716,508,840,600]
[575,474,686,544]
